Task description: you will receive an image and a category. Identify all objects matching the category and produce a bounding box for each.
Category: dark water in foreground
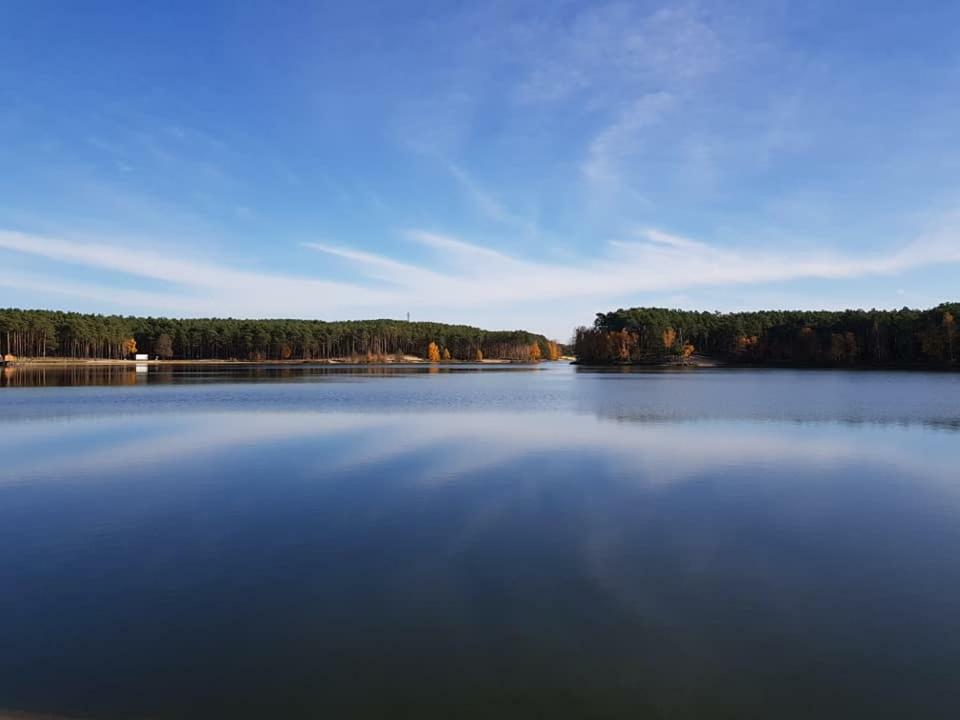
[2,364,960,719]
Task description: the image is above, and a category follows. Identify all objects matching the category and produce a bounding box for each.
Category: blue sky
[2,0,960,339]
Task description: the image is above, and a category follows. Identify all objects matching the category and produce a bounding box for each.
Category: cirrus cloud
[2,218,959,338]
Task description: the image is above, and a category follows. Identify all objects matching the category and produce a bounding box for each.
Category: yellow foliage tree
[475,348,484,361]
[547,340,561,361]
[123,338,137,356]
[427,342,441,362]
[442,347,452,361]
[681,342,695,359]
[529,342,542,361]
[662,328,677,351]
[613,330,633,361]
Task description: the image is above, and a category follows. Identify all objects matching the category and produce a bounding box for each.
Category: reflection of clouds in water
[4,411,956,494]
[0,413,383,484]
[572,368,960,431]
[4,404,960,715]
[316,413,958,491]
[6,366,960,432]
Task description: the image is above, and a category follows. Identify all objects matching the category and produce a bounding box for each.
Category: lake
[2,363,960,719]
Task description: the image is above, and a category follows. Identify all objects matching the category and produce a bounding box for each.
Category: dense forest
[0,309,562,362]
[575,304,959,368]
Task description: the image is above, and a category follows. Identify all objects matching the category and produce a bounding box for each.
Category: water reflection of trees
[0,363,538,387]
[1,365,143,387]
[572,366,960,432]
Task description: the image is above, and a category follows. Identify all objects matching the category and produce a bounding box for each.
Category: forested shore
[0,309,561,362]
[575,305,959,369]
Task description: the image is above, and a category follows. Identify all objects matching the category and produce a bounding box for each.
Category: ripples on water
[2,364,959,718]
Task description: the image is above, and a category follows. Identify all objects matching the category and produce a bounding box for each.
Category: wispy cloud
[7,411,958,495]
[4,220,960,333]
[513,3,738,199]
[407,230,516,264]
[445,161,536,233]
[0,229,396,317]
[582,92,676,186]
[301,240,444,287]
[307,223,960,309]
[509,1,828,214]
[516,3,727,106]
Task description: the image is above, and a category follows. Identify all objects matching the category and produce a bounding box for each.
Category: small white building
[134,354,149,361]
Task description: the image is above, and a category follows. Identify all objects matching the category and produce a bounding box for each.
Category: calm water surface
[2,364,960,718]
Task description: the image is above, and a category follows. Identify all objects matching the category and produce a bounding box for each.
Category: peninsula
[575,305,959,369]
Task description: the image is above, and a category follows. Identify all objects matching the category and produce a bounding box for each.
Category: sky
[2,0,960,339]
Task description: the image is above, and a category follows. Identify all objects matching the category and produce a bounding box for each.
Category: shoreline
[4,357,528,367]
[6,357,956,371]
[0,712,88,720]
[572,359,960,372]
[571,354,723,369]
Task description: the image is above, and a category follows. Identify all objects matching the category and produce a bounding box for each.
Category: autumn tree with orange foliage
[475,348,484,361]
[123,338,137,357]
[442,347,452,361]
[427,342,441,362]
[529,342,542,361]
[612,330,634,361]
[662,328,677,352]
[546,341,561,361]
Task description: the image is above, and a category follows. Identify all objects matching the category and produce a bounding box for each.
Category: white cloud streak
[583,92,677,185]
[5,411,957,495]
[516,3,727,106]
[323,224,960,306]
[445,162,535,233]
[2,221,959,335]
[0,229,397,317]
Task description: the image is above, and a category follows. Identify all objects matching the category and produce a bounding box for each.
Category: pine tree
[945,311,956,363]
[154,333,174,359]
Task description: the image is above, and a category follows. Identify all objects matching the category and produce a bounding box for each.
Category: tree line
[575,304,959,368]
[0,309,562,362]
